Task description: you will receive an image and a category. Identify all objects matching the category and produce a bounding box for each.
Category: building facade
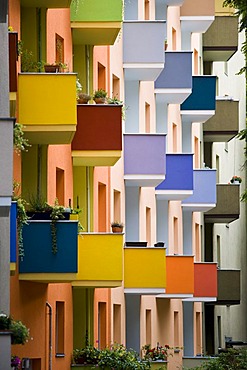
[0,0,245,369]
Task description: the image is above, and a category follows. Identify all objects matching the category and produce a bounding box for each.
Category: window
[56,34,64,64]
[195,223,200,262]
[172,28,177,50]
[56,301,65,355]
[194,49,198,75]
[113,304,121,344]
[98,183,106,232]
[194,136,199,169]
[174,311,179,347]
[56,167,64,206]
[217,235,221,267]
[98,302,107,349]
[112,74,120,99]
[144,0,150,20]
[146,207,151,246]
[114,190,121,223]
[98,63,106,91]
[173,217,178,254]
[145,102,150,133]
[196,312,201,355]
[172,123,178,152]
[146,309,151,345]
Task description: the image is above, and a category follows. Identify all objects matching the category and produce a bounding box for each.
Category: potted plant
[111,221,124,233]
[44,62,68,73]
[77,92,91,104]
[0,313,29,345]
[27,196,71,254]
[142,343,173,369]
[72,344,151,369]
[93,88,107,104]
[230,175,242,184]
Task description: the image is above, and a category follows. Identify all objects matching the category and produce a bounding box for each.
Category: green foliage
[13,181,29,261]
[0,313,29,345]
[189,348,247,370]
[10,320,29,345]
[13,123,31,154]
[46,198,66,255]
[93,88,108,99]
[142,344,173,361]
[72,344,151,370]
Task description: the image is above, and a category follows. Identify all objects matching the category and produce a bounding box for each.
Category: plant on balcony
[230,175,242,184]
[142,343,173,362]
[111,221,124,233]
[72,344,151,370]
[13,123,31,154]
[77,92,91,104]
[0,313,29,345]
[107,96,127,120]
[93,88,108,104]
[44,62,68,73]
[13,181,29,261]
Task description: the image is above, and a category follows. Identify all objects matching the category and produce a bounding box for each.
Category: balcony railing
[155,51,192,104]
[181,76,216,123]
[72,104,122,166]
[203,16,238,62]
[155,154,193,201]
[182,169,216,212]
[19,220,78,282]
[72,233,123,288]
[205,184,240,223]
[70,0,123,45]
[124,134,166,187]
[18,73,77,145]
[123,21,166,81]
[180,0,215,33]
[124,246,166,294]
[203,98,239,142]
[216,269,240,305]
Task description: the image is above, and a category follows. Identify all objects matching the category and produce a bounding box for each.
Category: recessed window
[146,309,151,345]
[56,301,65,355]
[56,34,64,64]
[113,304,121,344]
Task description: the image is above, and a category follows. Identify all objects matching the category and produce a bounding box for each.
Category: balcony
[155,51,192,104]
[165,256,194,297]
[155,154,193,201]
[70,0,122,45]
[21,0,71,7]
[205,184,240,223]
[203,16,238,62]
[124,246,166,294]
[72,104,122,166]
[10,202,17,273]
[19,220,78,282]
[181,76,216,123]
[216,269,240,305]
[180,0,215,33]
[203,98,239,142]
[124,134,166,187]
[123,21,166,81]
[182,169,216,212]
[18,73,77,144]
[72,233,123,288]
[9,32,18,93]
[194,263,217,300]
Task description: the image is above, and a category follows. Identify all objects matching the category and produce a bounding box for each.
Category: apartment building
[0,0,245,369]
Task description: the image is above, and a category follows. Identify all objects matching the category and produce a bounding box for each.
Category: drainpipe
[46,302,52,370]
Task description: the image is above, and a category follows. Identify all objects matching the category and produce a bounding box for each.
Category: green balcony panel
[70,0,123,45]
[203,16,238,62]
[205,184,240,223]
[216,269,240,305]
[203,98,239,142]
